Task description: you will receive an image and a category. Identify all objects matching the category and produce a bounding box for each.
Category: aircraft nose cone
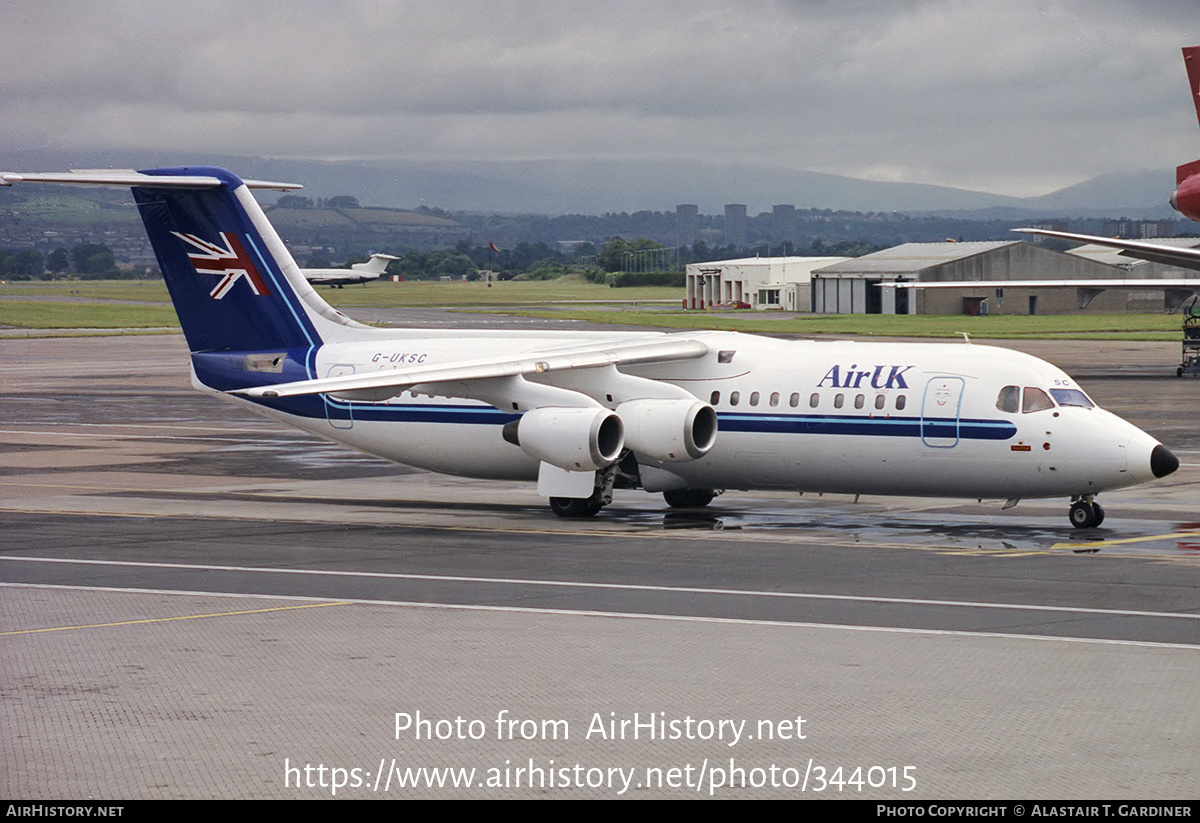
[1151,444,1179,478]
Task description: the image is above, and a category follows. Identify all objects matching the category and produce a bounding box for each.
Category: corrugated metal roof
[693,255,845,267]
[813,241,1022,275]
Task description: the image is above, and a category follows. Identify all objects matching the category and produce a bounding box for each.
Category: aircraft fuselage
[199,330,1165,503]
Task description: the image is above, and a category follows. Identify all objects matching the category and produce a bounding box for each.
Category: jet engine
[502,407,624,471]
[616,398,717,462]
[1171,164,1200,222]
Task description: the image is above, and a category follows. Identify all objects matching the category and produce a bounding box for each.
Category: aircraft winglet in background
[0,166,1178,527]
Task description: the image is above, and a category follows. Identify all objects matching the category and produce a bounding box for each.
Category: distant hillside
[263,204,468,248]
[0,149,1180,218]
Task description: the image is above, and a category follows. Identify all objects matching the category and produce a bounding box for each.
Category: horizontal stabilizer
[0,170,300,190]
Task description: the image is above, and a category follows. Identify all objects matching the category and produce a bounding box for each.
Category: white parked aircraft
[303,252,398,288]
[0,167,1179,528]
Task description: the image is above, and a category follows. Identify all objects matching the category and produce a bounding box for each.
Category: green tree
[70,243,116,277]
[47,247,69,274]
[0,249,44,280]
[276,195,314,210]
[324,195,360,209]
[435,253,476,279]
[597,237,668,272]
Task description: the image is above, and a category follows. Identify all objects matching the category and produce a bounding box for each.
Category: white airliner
[303,253,398,288]
[0,167,1179,528]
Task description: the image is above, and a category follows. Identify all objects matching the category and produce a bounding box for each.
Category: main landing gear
[549,495,606,518]
[548,462,621,518]
[1068,497,1105,529]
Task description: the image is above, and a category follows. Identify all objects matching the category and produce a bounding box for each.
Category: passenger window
[833,393,844,409]
[730,391,740,407]
[874,394,886,410]
[854,394,865,409]
[769,392,780,407]
[896,395,907,411]
[1022,387,1055,413]
[790,393,800,407]
[750,391,760,407]
[996,385,1019,413]
[710,390,720,405]
[809,393,819,408]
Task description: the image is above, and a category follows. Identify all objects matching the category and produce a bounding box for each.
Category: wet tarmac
[2,332,1198,799]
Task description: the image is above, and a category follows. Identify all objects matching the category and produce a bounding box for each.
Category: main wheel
[663,488,716,509]
[549,497,602,518]
[1068,500,1099,529]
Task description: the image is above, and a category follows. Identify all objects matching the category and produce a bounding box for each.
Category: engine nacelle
[1172,168,1200,222]
[616,398,717,462]
[502,406,624,471]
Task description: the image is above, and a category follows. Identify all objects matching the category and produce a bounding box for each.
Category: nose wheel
[1068,499,1105,529]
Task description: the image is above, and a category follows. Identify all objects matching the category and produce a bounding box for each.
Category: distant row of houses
[684,239,1200,315]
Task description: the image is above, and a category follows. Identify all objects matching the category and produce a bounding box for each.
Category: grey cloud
[1,0,1198,198]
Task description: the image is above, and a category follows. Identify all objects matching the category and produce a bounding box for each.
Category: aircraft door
[921,376,964,448]
[324,364,355,430]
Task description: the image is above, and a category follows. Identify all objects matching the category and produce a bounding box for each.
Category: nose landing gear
[1068,497,1105,529]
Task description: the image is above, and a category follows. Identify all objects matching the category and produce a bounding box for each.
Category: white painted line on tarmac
[4,555,1198,622]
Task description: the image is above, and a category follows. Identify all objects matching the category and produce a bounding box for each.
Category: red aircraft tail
[1172,47,1200,219]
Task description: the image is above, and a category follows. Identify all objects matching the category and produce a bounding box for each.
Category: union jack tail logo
[172,231,271,299]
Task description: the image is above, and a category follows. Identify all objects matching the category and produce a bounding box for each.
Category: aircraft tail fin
[1183,47,1200,134]
[1174,50,1200,219]
[1178,47,1200,185]
[353,253,399,274]
[128,166,374,353]
[2,166,372,353]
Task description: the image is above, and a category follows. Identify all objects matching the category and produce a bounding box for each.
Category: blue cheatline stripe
[243,395,1015,440]
[350,404,519,425]
[277,401,519,426]
[716,412,1016,441]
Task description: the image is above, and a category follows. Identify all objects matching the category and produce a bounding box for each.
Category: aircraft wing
[879,274,1200,310]
[1016,228,1200,271]
[236,335,710,400]
[881,278,1200,289]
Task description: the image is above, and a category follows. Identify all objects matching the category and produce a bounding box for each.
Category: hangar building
[808,240,1185,315]
[685,256,849,311]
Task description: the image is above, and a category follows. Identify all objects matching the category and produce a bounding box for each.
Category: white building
[685,256,849,311]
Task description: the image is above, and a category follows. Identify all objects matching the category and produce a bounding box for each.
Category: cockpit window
[1022,387,1055,413]
[1049,388,1094,409]
[996,385,1020,413]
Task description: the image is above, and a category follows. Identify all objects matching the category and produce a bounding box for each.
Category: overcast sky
[3,0,1199,198]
